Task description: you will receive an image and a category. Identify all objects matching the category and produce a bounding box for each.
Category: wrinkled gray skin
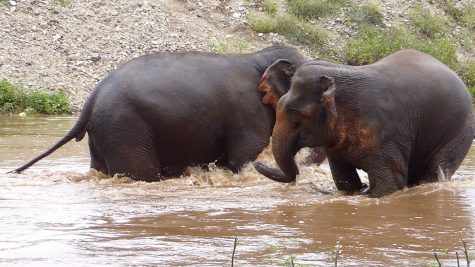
[255,49,475,197]
[12,46,307,181]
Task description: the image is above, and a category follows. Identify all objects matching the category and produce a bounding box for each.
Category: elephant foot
[253,161,296,183]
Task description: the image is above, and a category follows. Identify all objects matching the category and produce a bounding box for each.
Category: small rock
[232,12,241,18]
[18,112,26,117]
[89,54,101,62]
[9,0,17,6]
[67,53,81,61]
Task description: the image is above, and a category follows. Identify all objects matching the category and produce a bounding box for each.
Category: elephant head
[258,59,297,109]
[254,68,337,183]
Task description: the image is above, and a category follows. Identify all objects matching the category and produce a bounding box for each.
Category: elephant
[254,49,475,197]
[258,59,327,166]
[12,45,307,181]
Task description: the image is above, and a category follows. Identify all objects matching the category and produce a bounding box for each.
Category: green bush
[286,0,348,20]
[409,4,449,38]
[0,79,72,114]
[347,1,384,27]
[26,90,72,114]
[0,79,27,113]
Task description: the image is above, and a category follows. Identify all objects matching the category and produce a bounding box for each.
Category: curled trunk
[254,120,300,183]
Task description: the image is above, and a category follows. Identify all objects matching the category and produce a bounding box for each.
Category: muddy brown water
[1,115,475,266]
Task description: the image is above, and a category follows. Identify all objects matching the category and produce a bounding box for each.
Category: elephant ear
[258,59,297,109]
[318,75,337,118]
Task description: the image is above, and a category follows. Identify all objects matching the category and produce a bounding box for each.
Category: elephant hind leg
[416,123,474,185]
[104,139,163,182]
[88,134,107,174]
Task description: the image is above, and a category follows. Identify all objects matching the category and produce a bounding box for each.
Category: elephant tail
[9,99,92,174]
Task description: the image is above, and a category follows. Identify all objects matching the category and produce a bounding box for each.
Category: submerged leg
[418,123,474,184]
[327,154,363,193]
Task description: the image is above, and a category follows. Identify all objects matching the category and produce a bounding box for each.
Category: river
[1,115,475,266]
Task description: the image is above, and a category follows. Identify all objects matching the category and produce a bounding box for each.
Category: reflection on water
[1,115,475,266]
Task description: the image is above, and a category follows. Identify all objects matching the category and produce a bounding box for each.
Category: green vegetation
[247,12,327,47]
[262,0,278,15]
[286,0,348,20]
[345,26,457,68]
[458,60,475,98]
[245,1,475,100]
[437,0,475,27]
[0,79,72,115]
[210,39,251,54]
[247,12,277,33]
[409,4,449,38]
[231,237,239,267]
[232,238,472,266]
[52,0,72,6]
[347,1,384,27]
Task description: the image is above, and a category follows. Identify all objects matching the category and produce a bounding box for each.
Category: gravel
[1,0,472,110]
[0,0,260,110]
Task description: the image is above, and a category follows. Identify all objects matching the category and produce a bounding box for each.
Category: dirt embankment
[1,0,473,110]
[0,0,261,110]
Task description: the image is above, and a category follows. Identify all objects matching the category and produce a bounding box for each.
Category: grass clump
[247,12,277,33]
[409,4,449,38]
[458,60,475,98]
[274,14,328,46]
[286,0,348,20]
[345,26,457,68]
[210,39,251,54]
[52,0,72,6]
[247,12,328,47]
[0,79,72,115]
[437,0,475,28]
[347,1,384,27]
[345,26,412,65]
[261,0,278,15]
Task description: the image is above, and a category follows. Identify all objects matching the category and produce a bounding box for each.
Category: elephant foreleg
[225,133,268,172]
[327,154,363,193]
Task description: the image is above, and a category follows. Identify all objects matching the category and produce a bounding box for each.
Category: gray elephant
[12,46,307,181]
[255,49,475,197]
[258,59,328,166]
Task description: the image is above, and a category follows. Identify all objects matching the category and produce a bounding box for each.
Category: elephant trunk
[271,123,300,182]
[253,118,300,183]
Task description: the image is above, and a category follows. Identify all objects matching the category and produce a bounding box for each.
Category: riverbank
[1,0,473,112]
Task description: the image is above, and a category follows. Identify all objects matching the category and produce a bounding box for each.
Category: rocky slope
[0,0,261,110]
[1,0,473,110]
